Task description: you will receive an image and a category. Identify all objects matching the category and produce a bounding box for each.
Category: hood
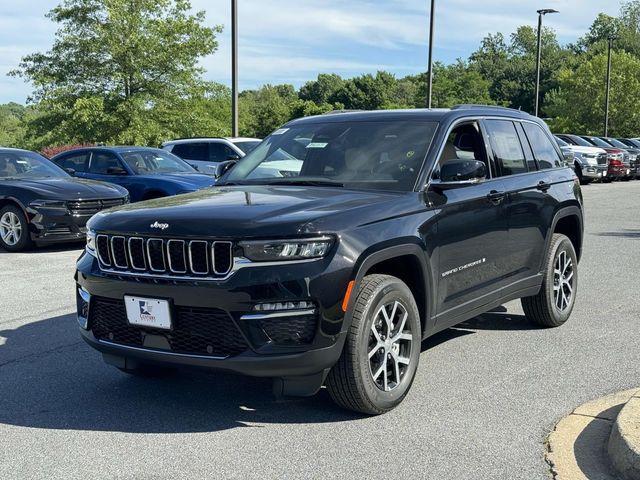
[88,185,410,238]
[566,146,606,155]
[2,177,128,200]
[135,172,215,190]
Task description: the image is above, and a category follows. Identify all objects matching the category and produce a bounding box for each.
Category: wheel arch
[549,206,583,262]
[345,243,434,337]
[0,196,29,216]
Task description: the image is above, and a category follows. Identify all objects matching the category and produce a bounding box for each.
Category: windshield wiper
[261,179,344,188]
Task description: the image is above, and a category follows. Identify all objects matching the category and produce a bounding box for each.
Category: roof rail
[321,109,363,115]
[451,104,528,115]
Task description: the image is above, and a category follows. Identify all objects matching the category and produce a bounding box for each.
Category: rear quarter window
[522,123,563,170]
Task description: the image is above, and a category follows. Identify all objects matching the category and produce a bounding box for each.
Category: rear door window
[171,143,208,161]
[56,152,89,172]
[89,152,123,174]
[209,143,236,162]
[522,123,563,170]
[484,120,528,176]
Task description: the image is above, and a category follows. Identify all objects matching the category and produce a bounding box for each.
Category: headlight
[86,230,96,256]
[240,236,334,262]
[29,199,67,211]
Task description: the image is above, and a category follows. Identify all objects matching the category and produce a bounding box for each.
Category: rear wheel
[326,274,421,415]
[522,233,578,328]
[0,205,32,252]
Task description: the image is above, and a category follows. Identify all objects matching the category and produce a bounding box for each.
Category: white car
[554,135,608,184]
[161,137,261,176]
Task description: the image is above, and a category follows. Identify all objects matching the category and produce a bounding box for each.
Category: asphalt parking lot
[1,181,639,480]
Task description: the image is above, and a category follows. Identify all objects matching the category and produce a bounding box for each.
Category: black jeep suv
[76,106,583,414]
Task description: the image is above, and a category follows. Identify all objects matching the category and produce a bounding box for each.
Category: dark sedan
[0,148,129,251]
[50,147,215,202]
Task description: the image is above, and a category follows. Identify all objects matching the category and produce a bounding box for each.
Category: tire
[326,274,421,415]
[0,205,33,252]
[522,233,578,328]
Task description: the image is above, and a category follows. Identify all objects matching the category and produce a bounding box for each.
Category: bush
[40,144,96,159]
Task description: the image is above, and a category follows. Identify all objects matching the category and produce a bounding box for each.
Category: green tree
[546,50,640,136]
[11,0,221,148]
[299,74,345,105]
[0,103,29,148]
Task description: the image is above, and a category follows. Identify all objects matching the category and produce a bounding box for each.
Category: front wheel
[0,205,33,252]
[522,233,578,328]
[326,274,421,415]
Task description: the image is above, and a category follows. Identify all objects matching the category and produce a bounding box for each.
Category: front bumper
[29,209,92,244]
[580,164,607,179]
[75,251,351,379]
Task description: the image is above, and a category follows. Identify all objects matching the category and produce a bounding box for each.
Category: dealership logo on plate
[138,301,156,322]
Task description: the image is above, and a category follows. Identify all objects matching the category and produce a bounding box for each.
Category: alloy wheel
[0,212,22,246]
[368,300,413,392]
[553,250,574,312]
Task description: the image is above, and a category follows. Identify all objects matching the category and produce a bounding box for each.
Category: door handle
[536,180,551,192]
[487,190,506,205]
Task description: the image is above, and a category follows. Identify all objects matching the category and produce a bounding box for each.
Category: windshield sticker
[306,142,329,149]
[272,128,289,135]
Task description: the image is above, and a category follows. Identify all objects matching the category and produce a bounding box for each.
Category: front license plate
[125,296,172,330]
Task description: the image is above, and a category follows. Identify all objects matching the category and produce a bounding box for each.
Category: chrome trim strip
[188,240,209,275]
[212,240,233,275]
[96,234,111,266]
[110,236,128,269]
[167,239,187,274]
[96,339,228,360]
[146,238,166,272]
[240,309,317,320]
[239,236,333,247]
[127,237,146,271]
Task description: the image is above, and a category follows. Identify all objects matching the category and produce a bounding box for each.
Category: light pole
[534,8,558,117]
[231,0,239,137]
[426,0,435,108]
[604,36,615,136]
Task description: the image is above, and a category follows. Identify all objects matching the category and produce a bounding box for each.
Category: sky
[0,0,623,104]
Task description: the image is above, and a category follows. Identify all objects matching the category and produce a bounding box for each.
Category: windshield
[554,136,569,147]
[121,150,196,174]
[606,138,631,149]
[564,136,592,147]
[225,120,438,192]
[623,138,640,148]
[584,136,612,148]
[233,141,261,154]
[0,150,69,179]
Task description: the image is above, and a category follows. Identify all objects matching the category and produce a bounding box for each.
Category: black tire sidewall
[0,205,31,252]
[354,278,421,411]
[544,236,578,324]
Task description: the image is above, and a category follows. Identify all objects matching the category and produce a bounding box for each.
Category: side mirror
[227,153,241,161]
[561,147,575,166]
[106,166,128,175]
[64,167,76,175]
[432,159,487,189]
[215,160,238,179]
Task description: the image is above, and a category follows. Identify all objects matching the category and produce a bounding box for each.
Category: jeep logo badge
[150,221,169,230]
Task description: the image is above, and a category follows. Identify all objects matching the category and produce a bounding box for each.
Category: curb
[546,389,639,480]
[608,391,640,480]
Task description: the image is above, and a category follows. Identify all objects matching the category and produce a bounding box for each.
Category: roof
[287,105,534,126]
[161,137,261,146]
[49,146,163,158]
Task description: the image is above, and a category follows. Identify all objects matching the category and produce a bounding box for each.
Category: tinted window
[56,152,89,172]
[234,141,261,154]
[0,151,68,179]
[171,143,208,161]
[89,152,123,174]
[485,120,528,176]
[121,150,195,174]
[226,120,438,192]
[209,143,236,162]
[516,123,537,171]
[436,121,491,177]
[523,123,563,169]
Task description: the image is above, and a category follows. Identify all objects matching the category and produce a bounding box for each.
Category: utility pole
[426,0,435,108]
[604,36,614,137]
[231,0,239,137]
[534,9,558,117]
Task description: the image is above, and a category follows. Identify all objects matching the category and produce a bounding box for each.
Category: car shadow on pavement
[0,242,83,255]
[596,229,640,238]
[0,313,364,434]
[459,310,538,331]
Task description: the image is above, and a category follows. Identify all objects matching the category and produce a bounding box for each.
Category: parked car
[581,135,631,180]
[77,105,583,414]
[162,137,262,175]
[603,137,640,179]
[0,148,128,251]
[51,147,215,202]
[554,135,607,184]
